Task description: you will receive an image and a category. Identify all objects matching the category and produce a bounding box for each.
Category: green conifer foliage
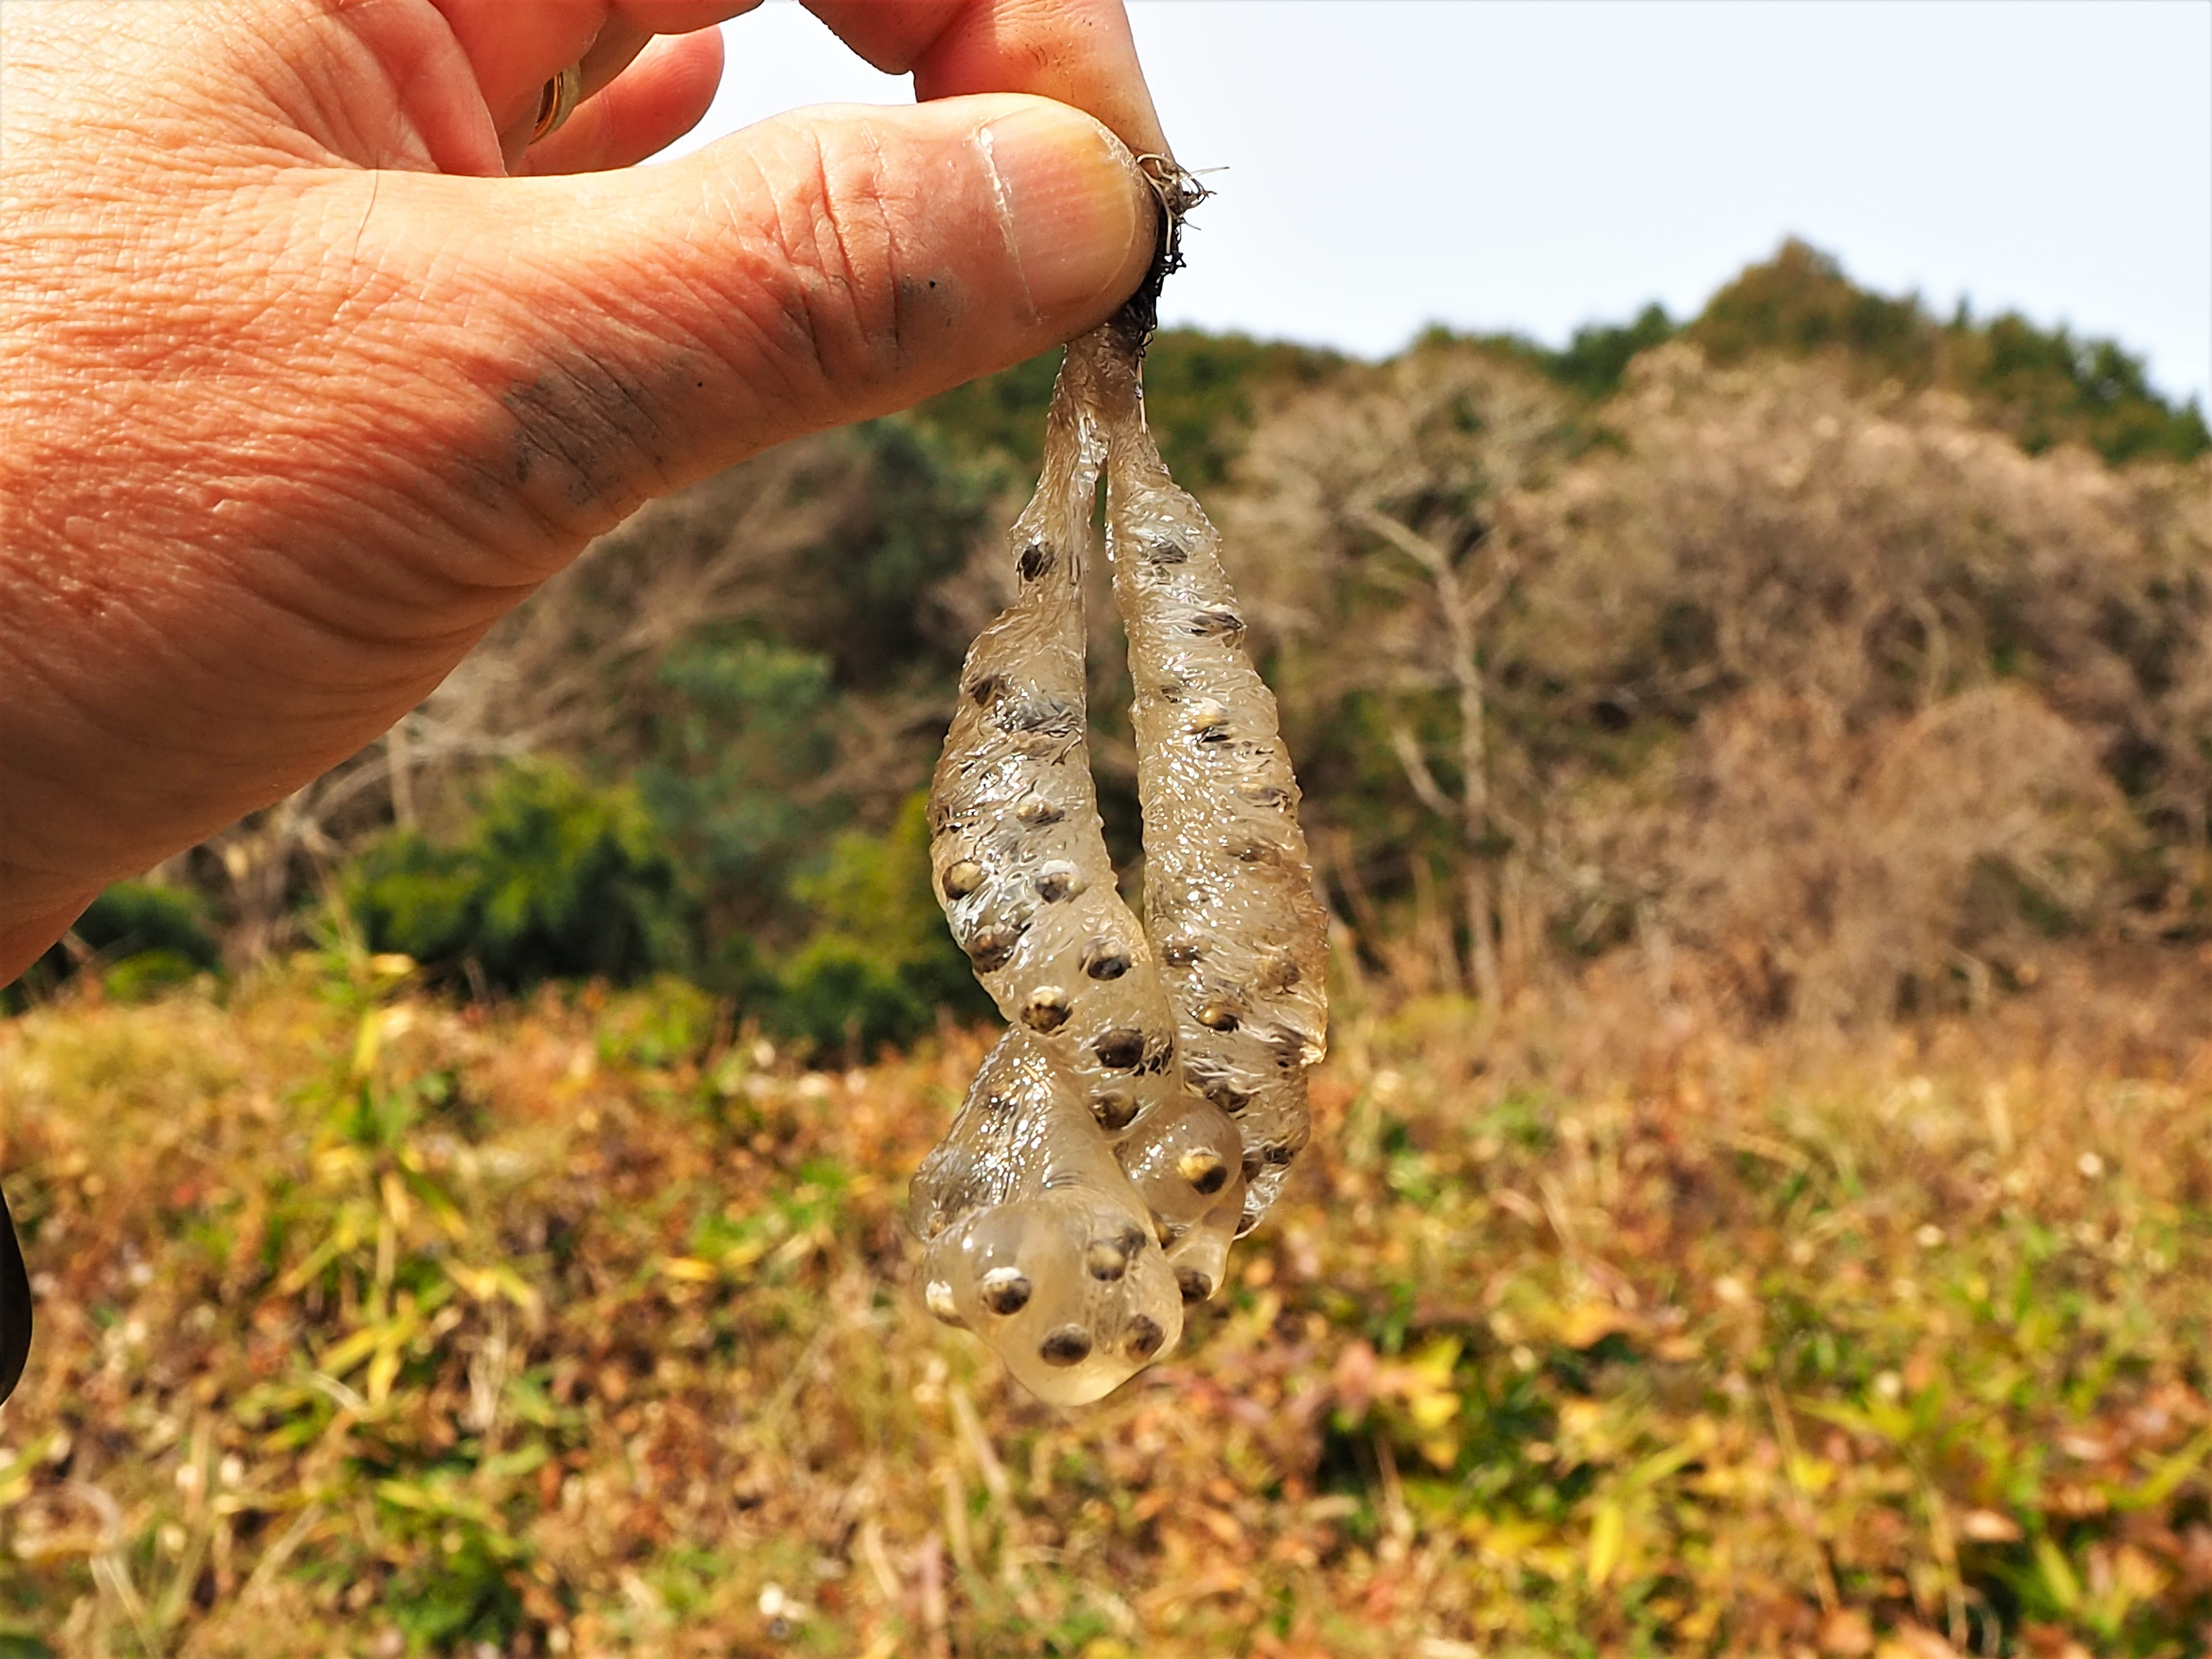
[346,760,688,991]
[6,880,223,1008]
[635,635,845,940]
[768,792,991,1058]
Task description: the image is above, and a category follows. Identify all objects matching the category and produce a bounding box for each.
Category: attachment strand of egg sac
[923,336,1248,1249]
[1093,331,1332,1235]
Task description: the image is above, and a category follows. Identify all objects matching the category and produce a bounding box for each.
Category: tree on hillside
[1501,344,2206,1015]
[1223,343,1571,1010]
[1689,239,2210,466]
[1223,337,2211,1022]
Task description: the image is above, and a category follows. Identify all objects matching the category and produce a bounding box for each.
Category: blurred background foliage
[5,241,2212,1659]
[343,762,689,996]
[3,883,222,1013]
[24,240,2210,1055]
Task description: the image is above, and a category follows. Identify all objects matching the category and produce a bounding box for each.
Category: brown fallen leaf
[1958,1507,2022,1542]
[1877,1625,1961,1659]
[1557,1301,1639,1349]
[1819,1608,1875,1656]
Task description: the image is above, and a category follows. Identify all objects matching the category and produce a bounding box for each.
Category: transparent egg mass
[910,315,1328,1408]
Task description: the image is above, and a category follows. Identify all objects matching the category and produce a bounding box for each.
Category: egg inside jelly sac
[911,268,1330,1403]
[924,1194,1185,1406]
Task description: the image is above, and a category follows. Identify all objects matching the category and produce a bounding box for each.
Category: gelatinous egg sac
[908,324,1328,1407]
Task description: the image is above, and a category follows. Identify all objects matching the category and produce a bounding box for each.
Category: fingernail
[980,104,1149,320]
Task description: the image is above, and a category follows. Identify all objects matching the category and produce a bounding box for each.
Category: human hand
[0,0,1167,981]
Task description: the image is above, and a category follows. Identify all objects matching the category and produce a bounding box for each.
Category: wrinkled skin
[0,0,1172,981]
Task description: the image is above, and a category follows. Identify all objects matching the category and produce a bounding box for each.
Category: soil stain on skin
[897,272,966,349]
[504,355,670,511]
[496,267,959,531]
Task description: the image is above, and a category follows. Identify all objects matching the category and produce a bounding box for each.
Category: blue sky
[662,1,2212,411]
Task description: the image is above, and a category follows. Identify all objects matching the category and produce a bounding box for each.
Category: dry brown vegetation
[1224,341,2211,1026]
[1,947,2209,1657]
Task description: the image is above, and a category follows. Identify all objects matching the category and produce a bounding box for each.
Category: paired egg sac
[910,321,1329,1406]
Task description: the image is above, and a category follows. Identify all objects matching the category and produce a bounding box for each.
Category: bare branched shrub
[183,433,943,956]
[1221,342,1570,1006]
[1224,340,2211,1022]
[1557,684,2135,1022]
[412,434,862,780]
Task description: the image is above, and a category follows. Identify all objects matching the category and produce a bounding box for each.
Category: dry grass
[1,949,2210,1658]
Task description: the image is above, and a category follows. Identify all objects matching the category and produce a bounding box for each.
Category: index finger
[802,0,1171,159]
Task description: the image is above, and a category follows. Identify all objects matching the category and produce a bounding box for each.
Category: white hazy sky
[661,1,2212,410]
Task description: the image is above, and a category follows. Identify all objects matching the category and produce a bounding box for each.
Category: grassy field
[1,950,2209,1658]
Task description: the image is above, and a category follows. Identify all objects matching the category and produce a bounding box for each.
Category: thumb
[448,93,1155,535]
